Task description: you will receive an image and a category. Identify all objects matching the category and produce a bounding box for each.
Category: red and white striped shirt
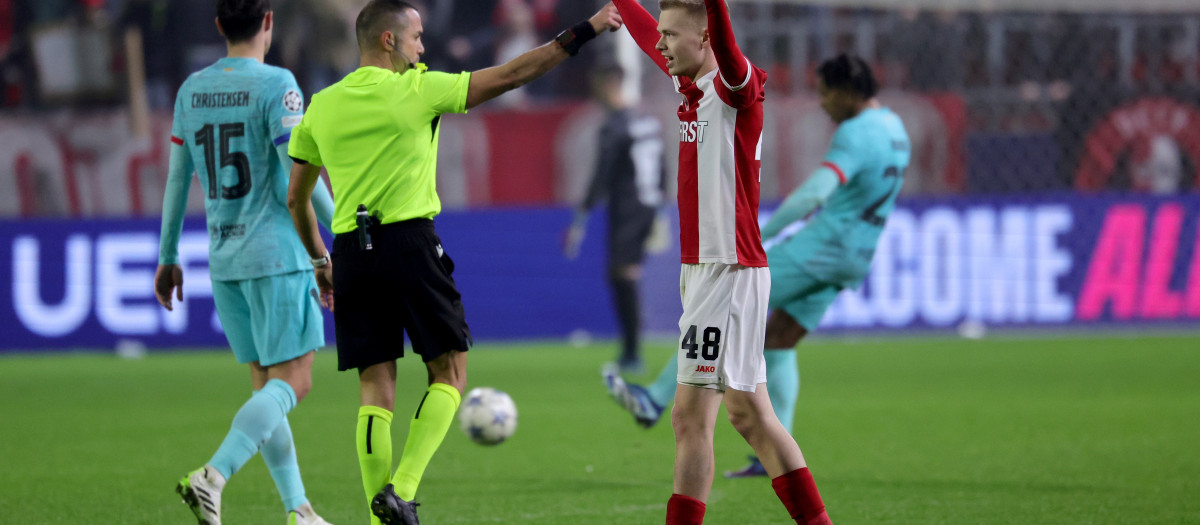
[613,0,768,267]
[673,64,767,267]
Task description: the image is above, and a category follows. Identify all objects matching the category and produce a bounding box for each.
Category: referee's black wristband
[555,20,597,57]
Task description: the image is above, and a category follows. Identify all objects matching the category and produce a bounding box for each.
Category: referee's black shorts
[331,218,472,372]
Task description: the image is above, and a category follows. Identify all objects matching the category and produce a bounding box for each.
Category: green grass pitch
[1,333,1198,524]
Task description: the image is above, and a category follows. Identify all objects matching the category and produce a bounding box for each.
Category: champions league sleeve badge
[283,89,303,113]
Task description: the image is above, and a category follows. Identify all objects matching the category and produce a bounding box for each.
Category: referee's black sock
[611,274,641,363]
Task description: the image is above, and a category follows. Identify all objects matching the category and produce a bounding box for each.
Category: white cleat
[601,363,664,428]
[176,464,226,525]
[288,502,334,524]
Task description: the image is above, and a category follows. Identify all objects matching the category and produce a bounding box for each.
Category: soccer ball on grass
[459,387,518,445]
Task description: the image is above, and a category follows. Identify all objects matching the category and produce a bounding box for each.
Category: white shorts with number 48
[676,263,770,393]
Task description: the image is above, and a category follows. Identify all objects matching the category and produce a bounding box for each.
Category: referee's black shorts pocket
[438,249,456,276]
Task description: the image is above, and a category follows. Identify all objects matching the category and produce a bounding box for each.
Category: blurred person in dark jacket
[564,64,667,374]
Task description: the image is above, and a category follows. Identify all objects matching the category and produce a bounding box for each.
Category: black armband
[555,21,597,57]
[290,156,309,165]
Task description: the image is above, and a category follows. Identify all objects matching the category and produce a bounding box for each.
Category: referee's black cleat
[371,484,420,525]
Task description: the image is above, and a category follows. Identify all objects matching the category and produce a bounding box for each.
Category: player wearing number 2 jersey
[153,1,335,524]
[608,1,832,523]
[724,53,911,478]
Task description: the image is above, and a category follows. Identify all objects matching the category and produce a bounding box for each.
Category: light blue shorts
[212,270,325,367]
[767,245,842,332]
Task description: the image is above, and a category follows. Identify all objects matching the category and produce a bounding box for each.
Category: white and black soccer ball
[459,387,517,446]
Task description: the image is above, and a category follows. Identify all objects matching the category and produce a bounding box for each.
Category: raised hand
[590,2,624,33]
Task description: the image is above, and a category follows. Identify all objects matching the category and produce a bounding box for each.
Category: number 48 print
[682,325,721,360]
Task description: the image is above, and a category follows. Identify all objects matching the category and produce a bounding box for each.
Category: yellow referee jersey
[289,64,470,234]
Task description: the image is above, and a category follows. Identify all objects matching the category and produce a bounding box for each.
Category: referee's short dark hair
[356,0,417,50]
[817,54,879,99]
[217,0,271,44]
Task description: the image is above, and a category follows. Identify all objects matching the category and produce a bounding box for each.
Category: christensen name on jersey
[191,91,251,109]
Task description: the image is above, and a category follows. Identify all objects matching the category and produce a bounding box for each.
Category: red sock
[772,467,832,525]
[666,494,706,525]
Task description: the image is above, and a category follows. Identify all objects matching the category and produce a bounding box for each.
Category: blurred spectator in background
[27,0,92,23]
[0,0,33,107]
[564,64,667,374]
[25,0,119,106]
[118,0,172,109]
[118,0,224,109]
[491,0,539,106]
[529,0,563,34]
[0,0,12,61]
[545,0,602,98]
[274,0,357,97]
[885,8,965,92]
[8,0,616,109]
[434,0,499,72]
[158,0,225,81]
[431,0,600,102]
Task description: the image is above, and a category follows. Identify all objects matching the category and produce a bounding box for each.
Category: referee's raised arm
[465,2,624,109]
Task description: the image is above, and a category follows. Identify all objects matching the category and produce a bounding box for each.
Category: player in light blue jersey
[605,54,909,479]
[153,1,335,524]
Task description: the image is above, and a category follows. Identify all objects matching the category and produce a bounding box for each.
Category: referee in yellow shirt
[286,1,623,523]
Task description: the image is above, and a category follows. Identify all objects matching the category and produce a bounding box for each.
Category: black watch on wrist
[555,28,577,48]
[555,21,596,57]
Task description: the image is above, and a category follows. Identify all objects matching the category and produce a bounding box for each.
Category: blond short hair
[659,0,705,16]
[659,0,706,29]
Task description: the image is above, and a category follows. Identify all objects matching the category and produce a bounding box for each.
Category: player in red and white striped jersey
[610,1,832,524]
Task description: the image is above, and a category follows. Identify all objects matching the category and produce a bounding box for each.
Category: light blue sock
[261,416,308,512]
[765,349,799,434]
[645,352,679,407]
[209,379,297,480]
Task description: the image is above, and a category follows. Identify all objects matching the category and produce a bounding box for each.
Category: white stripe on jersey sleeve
[720,57,754,92]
